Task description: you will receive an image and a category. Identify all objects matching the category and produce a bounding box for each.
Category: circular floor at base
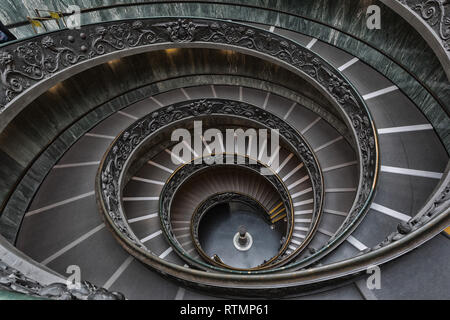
[198,201,286,269]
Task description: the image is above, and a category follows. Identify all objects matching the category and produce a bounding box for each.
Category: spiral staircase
[0,1,448,300]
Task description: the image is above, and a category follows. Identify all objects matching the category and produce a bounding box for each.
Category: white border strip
[180,87,190,100]
[295,209,313,215]
[306,38,318,49]
[262,92,270,109]
[159,247,173,259]
[150,96,164,107]
[338,57,359,71]
[26,191,95,217]
[84,133,115,139]
[377,124,433,134]
[325,188,356,193]
[282,163,304,182]
[301,117,321,134]
[324,209,347,217]
[123,197,159,201]
[103,256,134,289]
[381,165,442,179]
[210,85,217,98]
[53,161,100,169]
[287,175,309,190]
[363,86,398,100]
[322,161,358,172]
[140,230,163,243]
[117,110,138,120]
[291,187,313,199]
[371,203,411,222]
[346,235,368,251]
[128,213,158,223]
[314,136,343,153]
[131,177,165,185]
[174,287,186,300]
[293,199,313,207]
[275,153,293,173]
[283,102,296,120]
[148,160,174,173]
[42,223,105,265]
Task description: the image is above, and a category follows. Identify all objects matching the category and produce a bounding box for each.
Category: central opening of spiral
[198,200,286,269]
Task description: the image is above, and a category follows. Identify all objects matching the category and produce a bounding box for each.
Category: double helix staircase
[0,4,447,299]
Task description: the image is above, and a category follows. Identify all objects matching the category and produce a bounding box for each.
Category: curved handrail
[0,77,348,242]
[78,18,379,272]
[0,14,443,295]
[3,1,447,108]
[382,0,450,80]
[0,20,378,248]
[35,18,378,269]
[374,161,450,250]
[98,98,324,274]
[0,16,384,289]
[97,163,449,295]
[190,191,282,269]
[159,157,294,271]
[0,234,65,285]
[0,258,125,300]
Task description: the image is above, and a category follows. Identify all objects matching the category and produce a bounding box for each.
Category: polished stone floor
[198,202,285,269]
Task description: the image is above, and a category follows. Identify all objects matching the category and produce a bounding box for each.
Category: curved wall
[2,1,447,104]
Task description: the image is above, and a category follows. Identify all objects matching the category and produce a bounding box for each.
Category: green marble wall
[0,289,42,300]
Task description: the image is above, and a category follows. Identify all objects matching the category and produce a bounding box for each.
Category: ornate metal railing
[99,165,448,296]
[1,18,378,266]
[374,162,450,250]
[398,0,449,51]
[382,0,450,80]
[159,157,294,271]
[0,15,444,295]
[97,98,324,274]
[0,259,125,300]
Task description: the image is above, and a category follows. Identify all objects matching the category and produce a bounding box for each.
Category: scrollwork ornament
[98,98,328,270]
[0,20,377,204]
[163,19,197,42]
[0,259,124,300]
[0,17,376,269]
[399,0,450,50]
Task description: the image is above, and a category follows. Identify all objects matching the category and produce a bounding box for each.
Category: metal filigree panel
[98,99,324,273]
[1,20,378,250]
[159,157,294,271]
[0,259,124,300]
[398,0,450,50]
